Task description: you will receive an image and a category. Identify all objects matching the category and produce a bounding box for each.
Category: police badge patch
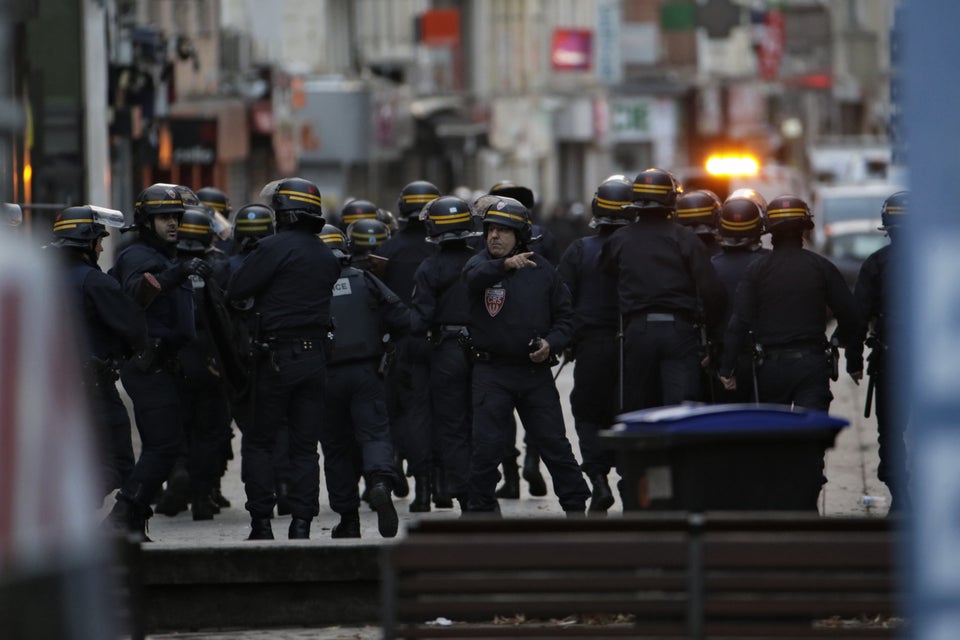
[485,287,505,317]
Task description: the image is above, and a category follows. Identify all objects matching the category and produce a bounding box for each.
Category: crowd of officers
[49,168,909,542]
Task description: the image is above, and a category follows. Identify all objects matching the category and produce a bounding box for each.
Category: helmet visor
[88,206,126,228]
[2,203,22,226]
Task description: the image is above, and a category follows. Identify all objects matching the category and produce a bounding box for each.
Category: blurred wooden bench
[381,513,901,639]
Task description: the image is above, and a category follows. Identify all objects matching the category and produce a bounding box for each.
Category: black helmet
[675,190,721,234]
[341,199,379,227]
[398,180,441,217]
[880,190,908,230]
[628,168,682,213]
[233,203,275,240]
[480,196,532,244]
[318,224,349,259]
[196,186,232,217]
[488,181,535,209]
[377,208,399,234]
[719,189,767,247]
[134,184,187,228]
[177,206,215,253]
[260,177,324,228]
[347,218,390,254]
[324,208,345,231]
[51,205,116,248]
[765,194,813,233]
[591,175,635,226]
[420,196,478,243]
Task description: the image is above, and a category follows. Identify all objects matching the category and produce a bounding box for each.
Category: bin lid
[607,403,849,436]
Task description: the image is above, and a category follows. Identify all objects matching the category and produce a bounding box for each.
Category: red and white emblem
[485,287,506,317]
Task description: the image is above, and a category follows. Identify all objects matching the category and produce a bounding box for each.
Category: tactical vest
[66,262,115,359]
[329,267,384,365]
[574,235,619,330]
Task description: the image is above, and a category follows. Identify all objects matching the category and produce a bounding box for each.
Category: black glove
[179,257,213,280]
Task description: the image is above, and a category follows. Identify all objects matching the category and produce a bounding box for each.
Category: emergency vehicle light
[705,154,760,177]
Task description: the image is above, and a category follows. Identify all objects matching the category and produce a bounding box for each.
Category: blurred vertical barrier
[903,3,960,640]
[0,231,119,639]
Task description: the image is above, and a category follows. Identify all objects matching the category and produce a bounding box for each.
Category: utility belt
[132,338,182,374]
[429,324,470,346]
[264,335,328,352]
[761,344,824,361]
[471,348,557,367]
[625,310,693,326]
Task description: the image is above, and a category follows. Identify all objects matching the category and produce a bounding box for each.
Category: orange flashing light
[705,154,760,177]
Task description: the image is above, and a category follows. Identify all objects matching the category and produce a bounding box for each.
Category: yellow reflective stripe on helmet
[343,213,376,223]
[201,201,226,212]
[236,222,271,230]
[721,218,759,230]
[318,233,342,243]
[53,218,95,230]
[885,206,906,215]
[633,183,673,194]
[486,210,527,223]
[431,213,472,225]
[279,190,323,206]
[352,232,388,241]
[402,194,437,203]
[767,207,808,219]
[179,223,211,233]
[597,197,630,210]
[136,199,182,207]
[676,206,715,217]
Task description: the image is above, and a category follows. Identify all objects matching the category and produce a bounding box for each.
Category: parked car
[818,218,889,290]
[811,183,900,252]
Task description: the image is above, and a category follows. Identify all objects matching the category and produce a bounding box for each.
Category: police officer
[106,184,212,540]
[375,181,441,512]
[318,225,407,537]
[196,186,233,254]
[600,168,726,411]
[463,196,590,515]
[710,189,770,403]
[675,189,723,257]
[346,218,391,276]
[411,196,482,511]
[48,205,146,501]
[341,198,380,228]
[846,191,908,512]
[557,177,634,514]
[226,177,341,540]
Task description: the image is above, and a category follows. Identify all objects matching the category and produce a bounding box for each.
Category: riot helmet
[133,184,187,247]
[397,180,441,218]
[196,187,232,217]
[318,224,349,260]
[341,199,379,227]
[765,195,814,234]
[676,190,721,235]
[719,189,767,247]
[177,206,215,253]
[488,181,535,209]
[880,191,908,230]
[233,203,275,242]
[377,208,399,234]
[260,177,325,230]
[590,175,636,227]
[420,196,479,243]
[480,196,533,244]
[347,218,390,254]
[51,205,124,250]
[627,168,682,215]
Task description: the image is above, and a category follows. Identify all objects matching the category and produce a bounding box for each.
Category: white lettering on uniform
[333,277,352,296]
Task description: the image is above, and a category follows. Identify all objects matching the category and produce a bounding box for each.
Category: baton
[864,375,875,419]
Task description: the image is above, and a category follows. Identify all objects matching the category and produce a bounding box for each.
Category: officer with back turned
[557,176,634,514]
[462,196,590,516]
[226,177,341,541]
[48,205,146,502]
[599,168,726,411]
[106,184,212,540]
[316,225,407,538]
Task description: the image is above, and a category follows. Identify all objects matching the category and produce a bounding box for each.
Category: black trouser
[569,330,618,477]
[119,362,184,506]
[180,378,231,495]
[715,350,758,404]
[623,315,701,411]
[430,336,473,501]
[872,355,908,505]
[468,362,590,512]
[385,336,432,477]
[241,341,325,520]
[320,360,395,514]
[85,373,135,498]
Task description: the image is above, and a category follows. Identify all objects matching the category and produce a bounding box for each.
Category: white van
[811,183,902,251]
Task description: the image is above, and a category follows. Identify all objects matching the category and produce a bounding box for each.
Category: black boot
[369,481,399,538]
[191,490,217,521]
[288,517,311,540]
[247,517,274,540]
[410,474,432,513]
[276,482,292,516]
[211,479,230,509]
[588,474,615,513]
[105,490,152,543]
[332,511,362,539]
[155,467,190,516]
[495,463,520,499]
[392,454,410,498]
[433,467,454,509]
[523,452,548,497]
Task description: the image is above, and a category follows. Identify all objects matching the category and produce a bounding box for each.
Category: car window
[821,195,888,223]
[827,232,889,261]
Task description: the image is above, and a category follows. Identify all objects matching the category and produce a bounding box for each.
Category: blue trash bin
[599,403,849,512]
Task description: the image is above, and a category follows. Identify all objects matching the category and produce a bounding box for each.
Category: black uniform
[226,228,341,521]
[462,249,590,513]
[322,265,410,517]
[600,216,726,410]
[110,239,197,509]
[710,246,770,402]
[557,232,619,481]
[411,240,475,506]
[62,249,146,498]
[374,222,437,490]
[719,236,860,411]
[847,242,906,508]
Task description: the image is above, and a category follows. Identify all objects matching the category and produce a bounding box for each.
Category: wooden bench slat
[398,572,688,593]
